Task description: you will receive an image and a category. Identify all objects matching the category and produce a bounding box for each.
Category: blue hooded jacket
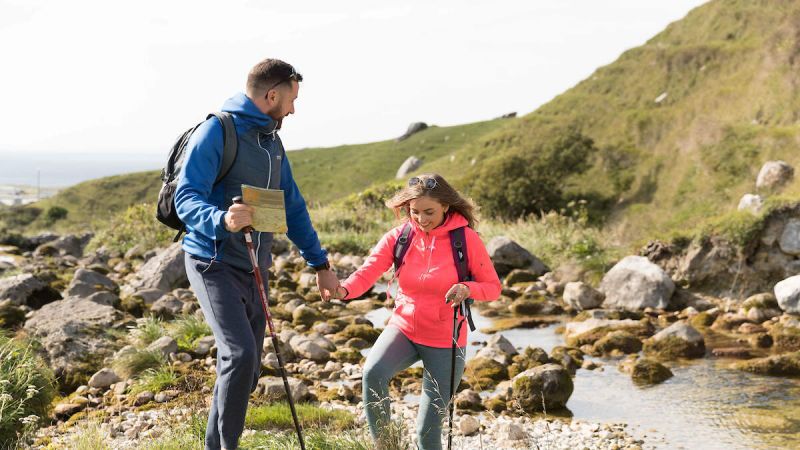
[175,92,328,272]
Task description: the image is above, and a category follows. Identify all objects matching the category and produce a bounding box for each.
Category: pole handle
[232,196,255,234]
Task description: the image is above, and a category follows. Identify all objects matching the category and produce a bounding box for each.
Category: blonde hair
[386,173,478,228]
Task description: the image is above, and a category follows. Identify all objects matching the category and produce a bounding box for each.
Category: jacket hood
[221,92,278,133]
[409,211,469,236]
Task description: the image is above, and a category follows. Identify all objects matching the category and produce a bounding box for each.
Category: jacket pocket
[393,302,415,334]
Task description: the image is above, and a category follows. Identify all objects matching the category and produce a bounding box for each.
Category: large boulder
[643,322,705,359]
[395,156,422,179]
[775,275,800,314]
[396,122,428,142]
[630,358,673,384]
[487,237,549,276]
[475,334,518,365]
[256,376,310,402]
[600,256,675,311]
[120,243,186,297]
[564,318,651,347]
[0,273,61,308]
[511,363,573,412]
[33,234,89,258]
[24,296,124,389]
[756,160,794,192]
[563,282,604,311]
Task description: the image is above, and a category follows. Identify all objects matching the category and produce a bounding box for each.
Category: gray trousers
[362,326,466,450]
[185,254,266,450]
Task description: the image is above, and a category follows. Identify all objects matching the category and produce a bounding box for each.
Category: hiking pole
[233,196,306,450]
[447,302,462,450]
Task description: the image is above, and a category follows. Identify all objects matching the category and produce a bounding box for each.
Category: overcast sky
[0,0,707,155]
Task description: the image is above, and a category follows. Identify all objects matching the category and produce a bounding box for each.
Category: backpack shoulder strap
[208,112,238,185]
[449,226,470,282]
[393,222,415,272]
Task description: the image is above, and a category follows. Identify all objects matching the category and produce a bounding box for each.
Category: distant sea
[0,152,164,188]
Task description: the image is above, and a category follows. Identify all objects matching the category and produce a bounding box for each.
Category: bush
[0,334,56,446]
[0,206,41,230]
[86,203,173,253]
[45,206,69,224]
[469,128,599,220]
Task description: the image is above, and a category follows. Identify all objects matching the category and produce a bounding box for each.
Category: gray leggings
[362,326,466,450]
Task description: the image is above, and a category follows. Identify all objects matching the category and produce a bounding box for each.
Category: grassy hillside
[453,0,800,247]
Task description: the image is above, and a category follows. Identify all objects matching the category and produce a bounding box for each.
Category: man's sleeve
[174,119,230,241]
[281,155,328,267]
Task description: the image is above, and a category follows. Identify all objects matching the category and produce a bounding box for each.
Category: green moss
[643,336,706,360]
[465,357,509,389]
[769,324,800,353]
[631,358,673,385]
[331,348,363,364]
[689,312,716,329]
[733,351,800,377]
[592,330,643,355]
[338,324,380,344]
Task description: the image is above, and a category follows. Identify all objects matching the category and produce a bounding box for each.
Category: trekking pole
[447,303,462,450]
[233,196,306,450]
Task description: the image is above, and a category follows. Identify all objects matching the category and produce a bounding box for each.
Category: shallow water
[364,306,800,450]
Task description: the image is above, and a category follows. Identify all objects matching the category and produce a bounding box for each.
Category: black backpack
[156,112,238,241]
[392,222,476,331]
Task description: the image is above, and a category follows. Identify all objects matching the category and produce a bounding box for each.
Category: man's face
[267,80,299,122]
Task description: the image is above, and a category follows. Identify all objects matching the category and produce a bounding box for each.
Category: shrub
[86,203,173,253]
[45,206,69,224]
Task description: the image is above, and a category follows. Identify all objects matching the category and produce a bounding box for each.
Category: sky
[0,0,708,156]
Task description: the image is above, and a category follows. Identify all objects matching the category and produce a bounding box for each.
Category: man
[175,58,338,450]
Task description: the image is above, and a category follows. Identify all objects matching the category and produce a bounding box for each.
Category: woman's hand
[331,285,349,300]
[445,283,470,307]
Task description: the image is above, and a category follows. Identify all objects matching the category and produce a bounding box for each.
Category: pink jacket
[341,212,502,348]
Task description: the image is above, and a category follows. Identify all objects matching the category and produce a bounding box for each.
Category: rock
[193,335,216,357]
[511,363,573,412]
[345,299,378,314]
[120,243,186,297]
[509,296,562,316]
[34,234,87,258]
[769,322,800,352]
[600,256,675,311]
[644,322,705,359]
[711,347,752,359]
[66,269,118,298]
[508,346,550,378]
[0,299,26,328]
[779,219,800,256]
[24,296,124,390]
[134,391,155,406]
[475,334,518,365]
[504,269,539,286]
[563,282,604,311]
[564,318,651,347]
[741,293,782,322]
[396,122,428,142]
[53,402,85,419]
[592,330,643,355]
[88,368,121,389]
[733,351,800,376]
[775,275,800,314]
[454,389,483,411]
[0,273,60,308]
[150,295,185,320]
[291,337,330,362]
[338,324,380,344]
[504,423,527,441]
[395,156,422,179]
[292,305,323,327]
[131,288,167,306]
[756,160,794,192]
[631,358,673,384]
[459,415,480,436]
[256,376,310,402]
[465,357,509,388]
[738,194,764,214]
[147,336,178,358]
[487,236,549,276]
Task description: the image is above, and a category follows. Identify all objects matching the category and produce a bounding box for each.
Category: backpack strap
[393,222,414,273]
[449,226,476,332]
[208,112,238,185]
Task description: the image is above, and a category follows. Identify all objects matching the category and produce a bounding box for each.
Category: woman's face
[409,196,448,232]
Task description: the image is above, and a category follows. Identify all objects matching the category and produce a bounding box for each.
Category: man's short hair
[247,58,303,95]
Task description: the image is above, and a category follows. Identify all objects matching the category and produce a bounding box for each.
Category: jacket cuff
[213,209,230,240]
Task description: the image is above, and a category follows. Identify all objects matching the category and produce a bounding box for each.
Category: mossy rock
[332,348,363,364]
[504,269,539,286]
[732,352,800,377]
[511,363,573,412]
[550,346,584,374]
[631,358,673,385]
[592,330,643,356]
[769,323,800,353]
[689,312,716,329]
[643,335,705,360]
[508,346,550,378]
[483,396,508,413]
[509,297,562,316]
[0,300,26,328]
[338,324,381,344]
[325,318,349,333]
[465,357,509,389]
[742,293,779,312]
[120,296,146,316]
[292,305,324,327]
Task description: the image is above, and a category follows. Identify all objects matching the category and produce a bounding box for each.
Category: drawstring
[201,240,219,274]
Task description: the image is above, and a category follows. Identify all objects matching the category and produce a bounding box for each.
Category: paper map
[241,184,287,233]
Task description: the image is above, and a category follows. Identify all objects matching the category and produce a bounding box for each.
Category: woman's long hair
[386,173,479,229]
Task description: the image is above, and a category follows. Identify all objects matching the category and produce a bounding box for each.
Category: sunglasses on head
[266,66,302,92]
[408,177,437,190]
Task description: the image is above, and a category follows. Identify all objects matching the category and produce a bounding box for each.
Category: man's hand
[224,203,255,232]
[445,283,470,308]
[316,269,339,302]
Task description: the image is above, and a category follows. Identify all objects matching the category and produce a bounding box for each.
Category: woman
[332,173,501,449]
